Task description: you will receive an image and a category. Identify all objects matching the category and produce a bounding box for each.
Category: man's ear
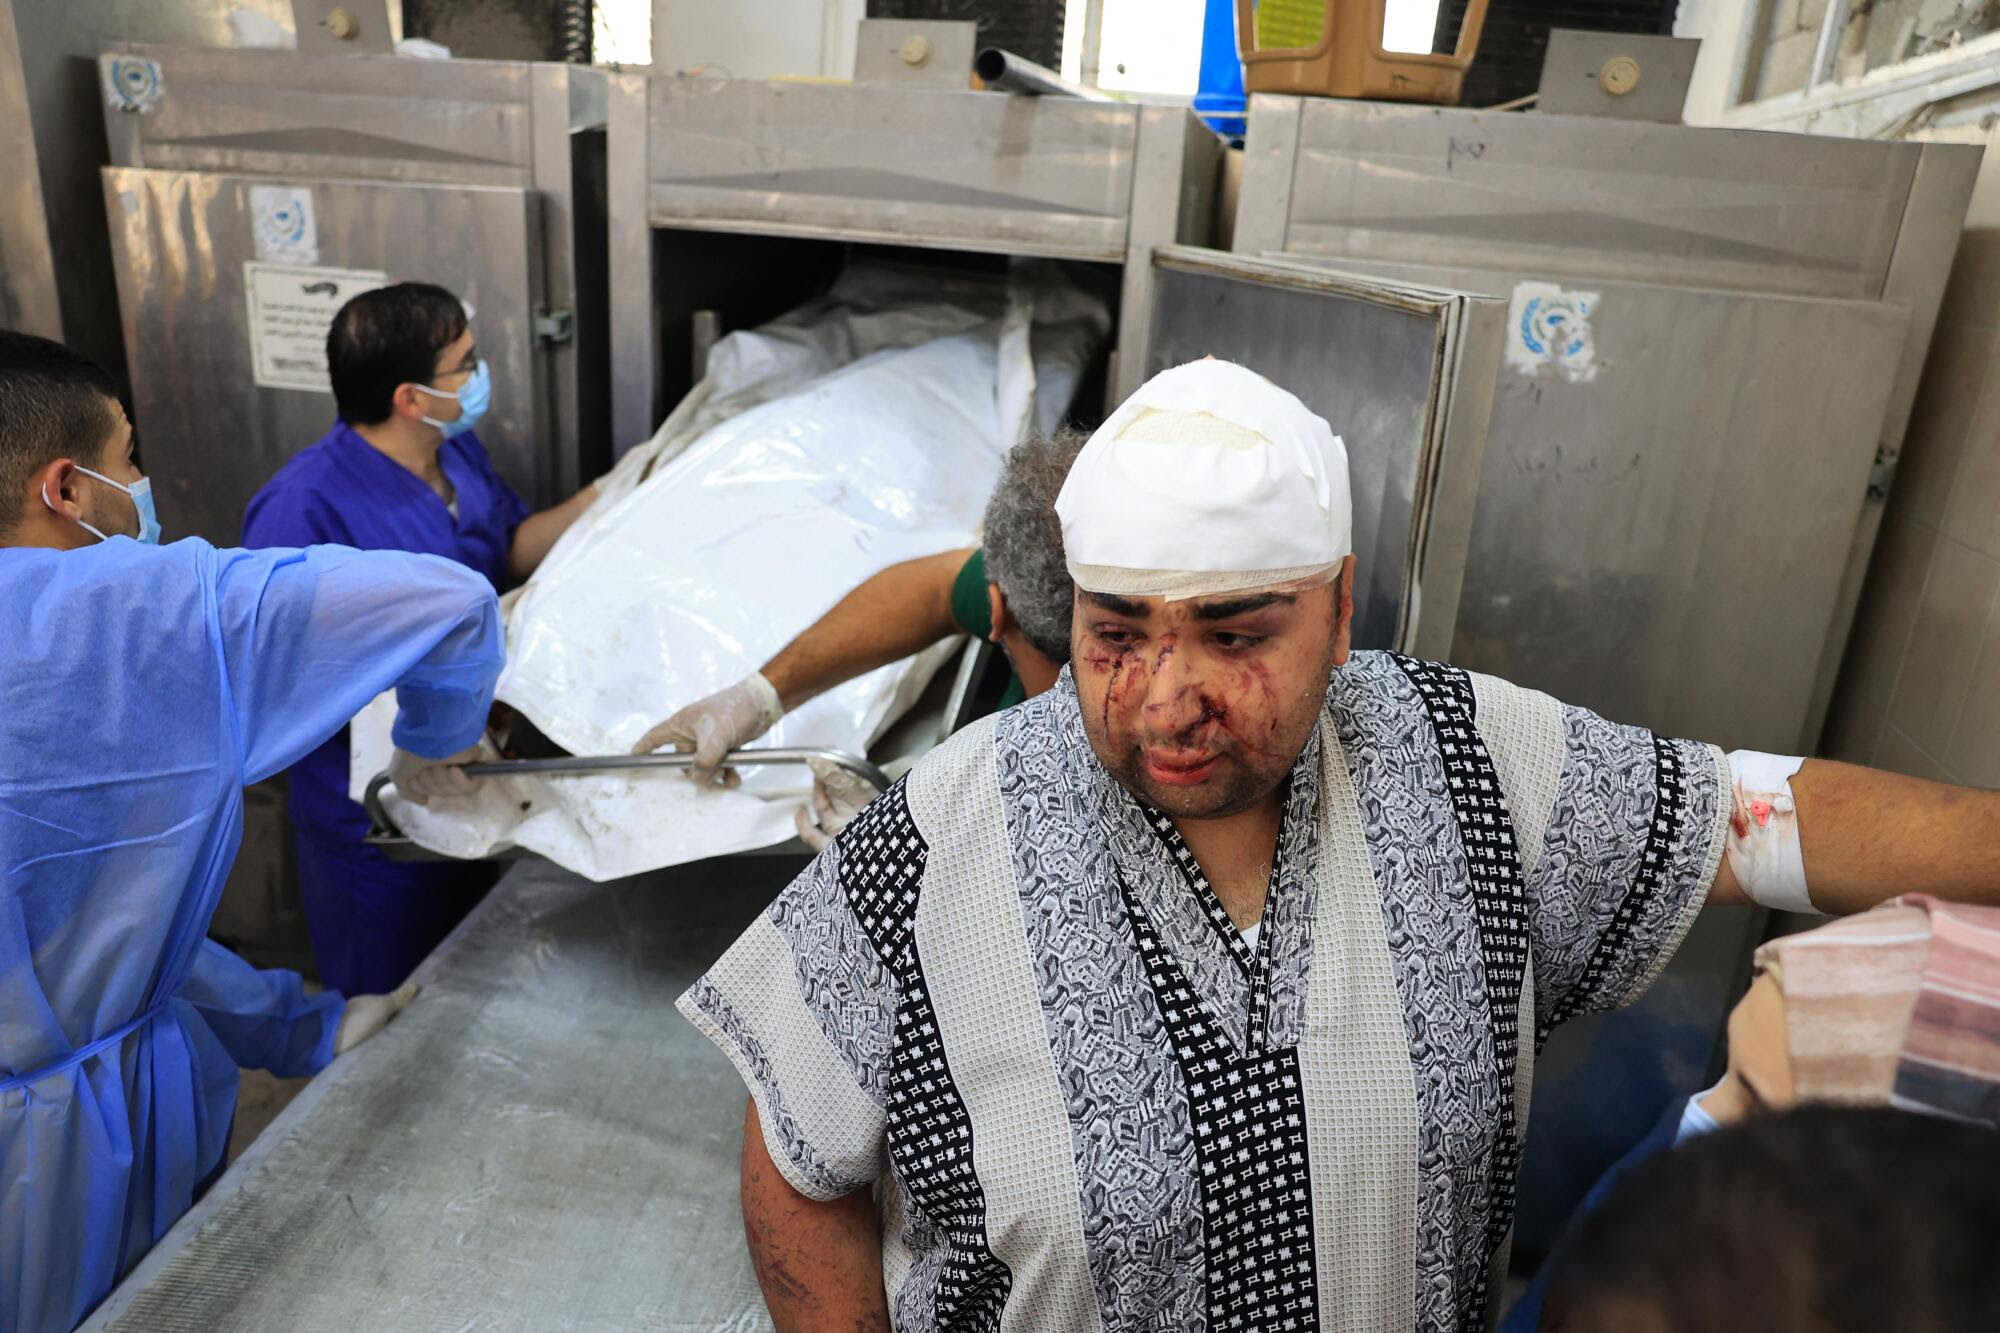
[985,584,1008,644]
[35,458,83,516]
[388,383,426,421]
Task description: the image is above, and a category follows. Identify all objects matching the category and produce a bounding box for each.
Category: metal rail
[363,747,891,847]
[974,47,1113,100]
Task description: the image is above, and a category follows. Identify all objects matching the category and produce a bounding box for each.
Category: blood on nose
[1141,635,1205,728]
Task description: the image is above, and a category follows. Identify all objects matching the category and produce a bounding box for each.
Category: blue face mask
[45,465,161,545]
[414,359,491,440]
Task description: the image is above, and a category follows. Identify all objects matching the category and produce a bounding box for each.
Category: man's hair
[983,428,1085,664]
[0,331,121,535]
[1541,1106,2000,1333]
[328,282,469,427]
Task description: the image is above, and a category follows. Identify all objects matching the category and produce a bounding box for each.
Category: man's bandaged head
[1726,749,1813,914]
[1055,359,1353,601]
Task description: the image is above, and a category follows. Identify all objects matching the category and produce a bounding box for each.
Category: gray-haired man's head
[983,428,1085,666]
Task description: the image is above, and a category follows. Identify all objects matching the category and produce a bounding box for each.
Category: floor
[227,1069,311,1164]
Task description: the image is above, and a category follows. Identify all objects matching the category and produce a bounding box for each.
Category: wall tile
[1939,334,2000,560]
[1887,535,2000,758]
[1945,583,2000,788]
[1825,516,1940,763]
[1822,683,1887,766]
[1890,324,1993,531]
[1933,230,2000,335]
[1873,721,1951,783]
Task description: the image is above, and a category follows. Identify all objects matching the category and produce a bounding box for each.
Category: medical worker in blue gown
[0,331,505,1332]
[243,282,598,998]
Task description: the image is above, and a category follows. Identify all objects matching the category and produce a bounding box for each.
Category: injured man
[679,358,2000,1333]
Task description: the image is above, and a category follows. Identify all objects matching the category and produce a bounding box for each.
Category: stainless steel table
[84,858,793,1331]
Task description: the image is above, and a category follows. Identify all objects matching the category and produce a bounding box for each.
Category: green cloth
[948,548,1025,710]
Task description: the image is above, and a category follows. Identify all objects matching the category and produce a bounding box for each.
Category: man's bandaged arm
[1707,756,2000,916]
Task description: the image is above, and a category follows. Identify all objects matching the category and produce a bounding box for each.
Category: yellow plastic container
[1235,0,1491,105]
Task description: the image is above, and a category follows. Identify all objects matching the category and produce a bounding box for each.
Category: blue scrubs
[0,537,502,1333]
[242,422,530,996]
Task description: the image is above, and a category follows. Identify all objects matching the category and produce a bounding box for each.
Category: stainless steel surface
[1137,248,1503,657]
[973,47,1113,101]
[1240,94,1976,752]
[643,76,1140,259]
[291,0,395,54]
[83,857,782,1332]
[611,70,1220,445]
[100,45,610,511]
[942,638,995,738]
[854,18,976,88]
[0,1,57,337]
[1535,30,1699,122]
[1244,95,1926,302]
[1295,254,1908,753]
[101,44,541,185]
[102,167,544,546]
[606,72,657,452]
[0,0,294,372]
[1112,104,1223,405]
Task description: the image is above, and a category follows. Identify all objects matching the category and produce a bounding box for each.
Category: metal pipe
[1807,0,1854,92]
[974,47,1114,101]
[363,747,892,843]
[1080,0,1106,88]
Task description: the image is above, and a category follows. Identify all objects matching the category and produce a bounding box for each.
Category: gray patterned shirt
[679,652,1728,1332]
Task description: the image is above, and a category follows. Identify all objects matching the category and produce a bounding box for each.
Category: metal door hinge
[535,306,574,344]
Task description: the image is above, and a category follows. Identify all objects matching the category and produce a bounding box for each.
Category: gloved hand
[794,755,879,851]
[630,672,784,786]
[333,981,419,1056]
[388,743,484,806]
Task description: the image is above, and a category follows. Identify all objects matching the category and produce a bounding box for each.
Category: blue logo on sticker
[1520,295,1591,359]
[105,56,164,113]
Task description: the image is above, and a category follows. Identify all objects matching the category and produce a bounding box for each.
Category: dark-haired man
[243,282,597,996]
[0,330,504,1331]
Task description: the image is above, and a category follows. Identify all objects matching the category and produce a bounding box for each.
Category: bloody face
[1071,567,1353,821]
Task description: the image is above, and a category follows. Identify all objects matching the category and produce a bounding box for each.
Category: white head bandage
[1055,359,1352,601]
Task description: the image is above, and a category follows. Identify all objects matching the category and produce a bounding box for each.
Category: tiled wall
[1823,129,2000,787]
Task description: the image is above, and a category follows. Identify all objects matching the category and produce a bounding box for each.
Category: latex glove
[631,672,784,786]
[794,755,878,851]
[389,743,483,806]
[333,981,419,1056]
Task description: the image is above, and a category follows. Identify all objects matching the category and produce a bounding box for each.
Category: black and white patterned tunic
[679,652,1728,1332]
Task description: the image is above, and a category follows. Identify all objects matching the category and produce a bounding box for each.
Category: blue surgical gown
[242,422,528,995]
[0,536,503,1332]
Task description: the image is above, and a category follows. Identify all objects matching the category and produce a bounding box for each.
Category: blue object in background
[1197,0,1248,140]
